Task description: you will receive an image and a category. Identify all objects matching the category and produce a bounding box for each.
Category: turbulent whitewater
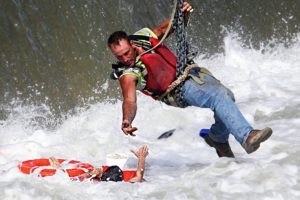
[1,0,300,199]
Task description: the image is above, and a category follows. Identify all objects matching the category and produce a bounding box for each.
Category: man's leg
[202,114,234,157]
[210,113,231,143]
[182,75,252,145]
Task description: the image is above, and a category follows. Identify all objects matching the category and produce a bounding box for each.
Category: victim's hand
[121,120,138,136]
[131,145,149,159]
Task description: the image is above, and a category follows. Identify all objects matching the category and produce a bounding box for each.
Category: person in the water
[72,145,149,183]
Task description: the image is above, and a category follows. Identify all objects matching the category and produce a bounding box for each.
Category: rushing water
[1,0,300,199]
[1,0,299,119]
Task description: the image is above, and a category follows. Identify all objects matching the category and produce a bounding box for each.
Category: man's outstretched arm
[119,75,138,136]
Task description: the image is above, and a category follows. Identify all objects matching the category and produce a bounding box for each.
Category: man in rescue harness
[107,2,272,157]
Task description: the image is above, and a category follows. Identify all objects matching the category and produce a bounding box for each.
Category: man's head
[107,31,136,67]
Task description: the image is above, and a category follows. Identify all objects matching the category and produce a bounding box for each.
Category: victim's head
[107,31,136,67]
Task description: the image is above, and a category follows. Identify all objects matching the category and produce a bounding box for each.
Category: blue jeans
[182,74,252,145]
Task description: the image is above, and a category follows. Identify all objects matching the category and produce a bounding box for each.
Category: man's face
[110,39,136,67]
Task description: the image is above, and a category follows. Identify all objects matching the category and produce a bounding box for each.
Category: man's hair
[107,31,130,47]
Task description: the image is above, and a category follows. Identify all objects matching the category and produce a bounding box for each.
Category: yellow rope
[158,63,199,100]
[135,0,178,62]
[134,0,196,101]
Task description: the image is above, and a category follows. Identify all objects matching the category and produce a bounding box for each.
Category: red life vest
[139,37,177,98]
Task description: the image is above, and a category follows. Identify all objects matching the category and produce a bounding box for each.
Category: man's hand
[152,1,194,39]
[121,119,138,136]
[181,2,194,25]
[181,2,194,13]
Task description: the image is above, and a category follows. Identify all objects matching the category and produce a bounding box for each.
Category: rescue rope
[136,0,196,103]
[135,0,178,62]
[136,0,191,78]
[157,0,199,101]
[158,63,198,100]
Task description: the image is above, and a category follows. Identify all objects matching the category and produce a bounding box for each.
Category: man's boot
[243,127,273,154]
[203,135,235,158]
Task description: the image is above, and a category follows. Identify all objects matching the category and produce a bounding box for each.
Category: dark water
[0,0,299,124]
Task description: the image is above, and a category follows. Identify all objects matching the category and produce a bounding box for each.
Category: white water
[1,36,300,200]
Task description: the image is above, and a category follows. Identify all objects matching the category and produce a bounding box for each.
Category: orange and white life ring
[18,158,95,177]
[18,158,137,182]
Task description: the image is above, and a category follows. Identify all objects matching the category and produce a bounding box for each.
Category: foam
[1,36,300,200]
